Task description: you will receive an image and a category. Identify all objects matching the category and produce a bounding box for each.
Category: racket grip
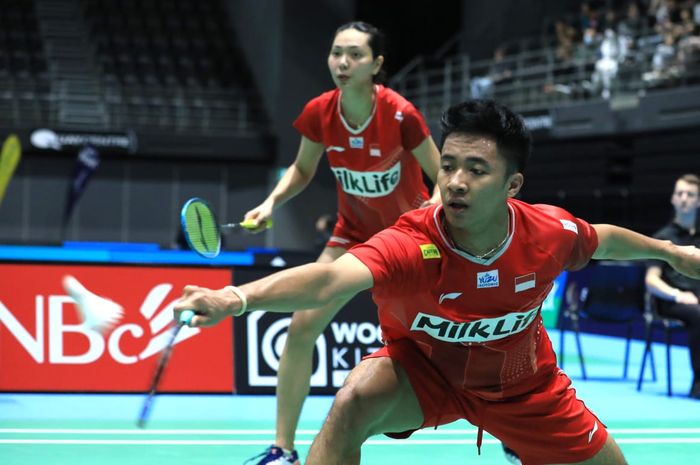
[179,309,195,326]
[240,218,273,230]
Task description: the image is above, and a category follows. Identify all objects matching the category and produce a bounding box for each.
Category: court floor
[2,330,700,465]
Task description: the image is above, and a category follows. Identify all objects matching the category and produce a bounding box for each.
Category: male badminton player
[176,100,700,465]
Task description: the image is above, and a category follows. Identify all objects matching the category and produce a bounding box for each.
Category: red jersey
[349,199,599,400]
[293,85,431,242]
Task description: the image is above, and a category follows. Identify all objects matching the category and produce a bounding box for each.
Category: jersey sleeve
[564,216,599,271]
[292,98,323,143]
[399,103,431,151]
[348,227,426,297]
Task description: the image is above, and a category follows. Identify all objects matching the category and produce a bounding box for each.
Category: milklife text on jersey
[410,306,540,343]
[331,162,401,198]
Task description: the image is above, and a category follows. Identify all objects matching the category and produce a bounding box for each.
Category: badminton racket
[180,197,272,258]
[0,134,21,206]
[136,309,195,428]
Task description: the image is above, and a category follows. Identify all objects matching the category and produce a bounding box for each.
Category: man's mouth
[446,200,468,212]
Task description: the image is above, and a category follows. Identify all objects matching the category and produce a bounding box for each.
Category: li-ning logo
[410,307,539,343]
[331,163,401,198]
[439,292,462,304]
[588,420,599,443]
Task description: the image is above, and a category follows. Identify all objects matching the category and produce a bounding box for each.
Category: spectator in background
[643,32,680,85]
[592,28,621,98]
[676,7,697,38]
[600,7,619,33]
[555,20,578,61]
[580,2,600,43]
[469,46,513,99]
[618,2,647,39]
[579,2,593,32]
[677,24,700,82]
[646,173,700,400]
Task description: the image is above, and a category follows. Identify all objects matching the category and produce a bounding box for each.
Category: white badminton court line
[1,427,700,446]
[1,428,700,435]
[2,438,700,446]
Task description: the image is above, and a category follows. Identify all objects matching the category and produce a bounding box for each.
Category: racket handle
[239,218,273,230]
[179,309,195,326]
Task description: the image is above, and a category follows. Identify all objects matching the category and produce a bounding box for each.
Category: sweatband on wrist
[227,285,248,316]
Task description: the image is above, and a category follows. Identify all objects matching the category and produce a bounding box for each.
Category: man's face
[438,132,522,228]
[671,179,700,216]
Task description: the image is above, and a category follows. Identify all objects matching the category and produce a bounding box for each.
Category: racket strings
[183,200,220,257]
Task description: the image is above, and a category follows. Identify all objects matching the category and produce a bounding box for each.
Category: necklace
[453,219,511,260]
[470,231,510,259]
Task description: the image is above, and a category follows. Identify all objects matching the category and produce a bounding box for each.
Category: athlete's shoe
[245,445,300,465]
[502,444,522,465]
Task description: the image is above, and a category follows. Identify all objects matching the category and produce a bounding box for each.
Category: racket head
[0,134,22,203]
[180,198,221,258]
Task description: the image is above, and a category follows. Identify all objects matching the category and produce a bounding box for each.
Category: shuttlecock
[62,275,124,332]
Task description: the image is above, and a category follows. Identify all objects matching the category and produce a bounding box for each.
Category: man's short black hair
[440,99,532,175]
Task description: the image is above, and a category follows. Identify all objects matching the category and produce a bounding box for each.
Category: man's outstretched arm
[592,224,700,279]
[174,253,374,327]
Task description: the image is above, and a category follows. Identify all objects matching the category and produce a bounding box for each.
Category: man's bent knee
[326,384,377,443]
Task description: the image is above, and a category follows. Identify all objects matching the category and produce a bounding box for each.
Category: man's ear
[507,172,524,198]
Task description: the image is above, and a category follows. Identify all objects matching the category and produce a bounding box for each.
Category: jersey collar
[337,85,378,135]
[433,203,516,266]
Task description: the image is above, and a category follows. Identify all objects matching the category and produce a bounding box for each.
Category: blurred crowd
[574,0,700,97]
[471,0,700,101]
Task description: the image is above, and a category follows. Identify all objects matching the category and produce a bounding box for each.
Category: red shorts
[366,339,608,465]
[325,218,371,249]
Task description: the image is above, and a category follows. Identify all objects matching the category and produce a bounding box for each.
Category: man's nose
[447,171,468,192]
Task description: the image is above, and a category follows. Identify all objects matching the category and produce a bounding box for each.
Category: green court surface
[2,331,700,464]
[2,418,700,464]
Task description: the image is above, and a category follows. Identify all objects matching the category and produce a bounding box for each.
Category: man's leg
[273,246,349,454]
[306,356,424,465]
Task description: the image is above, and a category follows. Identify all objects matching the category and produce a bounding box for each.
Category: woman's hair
[334,21,387,83]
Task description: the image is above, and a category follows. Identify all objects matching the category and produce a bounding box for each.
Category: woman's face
[328,28,382,89]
